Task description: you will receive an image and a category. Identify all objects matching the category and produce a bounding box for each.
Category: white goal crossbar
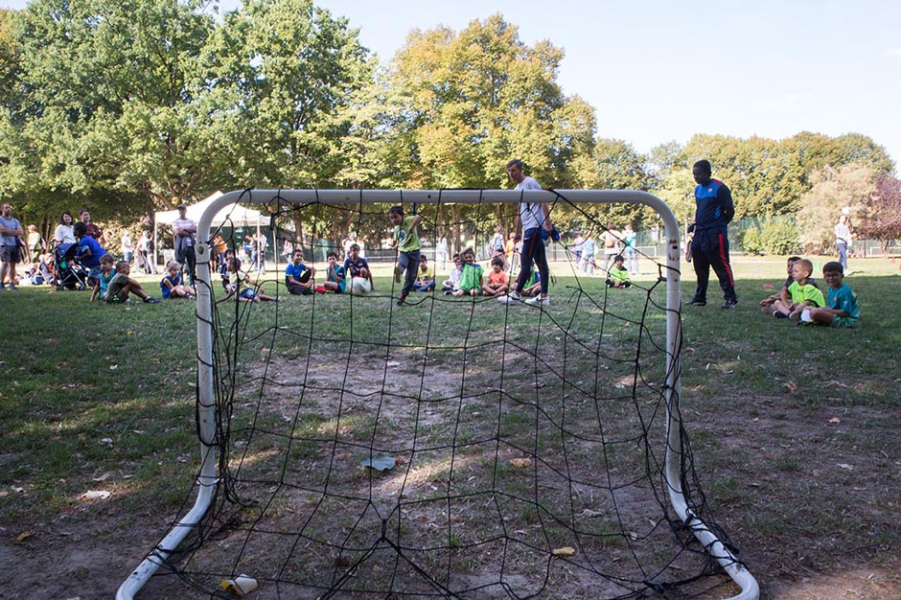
[116,189,759,600]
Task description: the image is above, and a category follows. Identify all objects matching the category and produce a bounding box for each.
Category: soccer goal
[117,189,758,600]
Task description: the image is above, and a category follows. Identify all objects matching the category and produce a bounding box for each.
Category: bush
[759,218,800,255]
[738,227,763,255]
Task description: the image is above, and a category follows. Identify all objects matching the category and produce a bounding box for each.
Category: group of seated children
[438,249,520,297]
[281,244,375,298]
[759,256,859,327]
[89,254,160,304]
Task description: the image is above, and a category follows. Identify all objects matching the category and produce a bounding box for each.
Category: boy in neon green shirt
[605,255,631,289]
[771,258,824,321]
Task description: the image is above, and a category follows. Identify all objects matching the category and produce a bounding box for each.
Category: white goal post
[117,188,759,600]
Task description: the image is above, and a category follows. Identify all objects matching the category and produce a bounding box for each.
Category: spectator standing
[686,159,738,309]
[54,211,76,246]
[600,225,622,274]
[121,230,135,266]
[834,214,852,275]
[622,223,639,275]
[571,233,584,266]
[172,204,197,285]
[0,202,24,290]
[79,209,103,244]
[26,224,45,264]
[138,230,156,274]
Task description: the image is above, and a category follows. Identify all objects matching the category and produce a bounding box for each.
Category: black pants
[691,228,737,302]
[176,240,196,285]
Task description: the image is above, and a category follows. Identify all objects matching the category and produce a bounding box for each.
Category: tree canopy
[0,0,895,244]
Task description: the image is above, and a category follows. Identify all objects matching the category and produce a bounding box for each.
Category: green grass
[1,256,899,598]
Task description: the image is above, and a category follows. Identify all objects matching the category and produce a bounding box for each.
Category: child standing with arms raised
[388,205,421,306]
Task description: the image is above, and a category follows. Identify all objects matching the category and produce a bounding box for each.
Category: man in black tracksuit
[686,160,738,309]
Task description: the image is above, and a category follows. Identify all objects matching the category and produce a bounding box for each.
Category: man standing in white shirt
[500,159,554,307]
[172,204,197,285]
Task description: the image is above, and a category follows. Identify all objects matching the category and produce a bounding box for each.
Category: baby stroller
[54,242,90,290]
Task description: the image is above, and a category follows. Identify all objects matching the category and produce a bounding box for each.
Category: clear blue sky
[2,0,899,169]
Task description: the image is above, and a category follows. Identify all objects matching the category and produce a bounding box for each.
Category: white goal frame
[117,189,759,600]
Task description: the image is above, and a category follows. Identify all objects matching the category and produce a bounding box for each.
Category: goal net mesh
[142,190,745,600]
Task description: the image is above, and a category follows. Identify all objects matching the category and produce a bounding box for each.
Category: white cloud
[887,48,901,59]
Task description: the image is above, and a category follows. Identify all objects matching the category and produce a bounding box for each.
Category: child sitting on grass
[160,260,196,300]
[89,254,116,302]
[413,254,435,292]
[482,256,509,296]
[452,248,483,297]
[771,258,824,320]
[105,261,160,304]
[605,255,631,288]
[441,253,462,294]
[318,251,346,293]
[807,261,859,328]
[759,256,819,315]
[227,257,278,303]
[521,269,542,297]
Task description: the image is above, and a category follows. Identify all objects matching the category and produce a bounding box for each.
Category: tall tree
[7,0,233,211]
[795,163,877,254]
[855,174,901,254]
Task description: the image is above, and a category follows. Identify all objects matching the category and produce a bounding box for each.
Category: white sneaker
[525,296,549,306]
[499,293,522,304]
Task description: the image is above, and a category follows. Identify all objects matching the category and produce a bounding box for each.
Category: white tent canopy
[152,191,267,269]
[154,191,265,227]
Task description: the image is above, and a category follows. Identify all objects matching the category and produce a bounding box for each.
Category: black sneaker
[721,299,738,309]
[685,299,706,307]
[773,310,789,319]
[395,297,405,306]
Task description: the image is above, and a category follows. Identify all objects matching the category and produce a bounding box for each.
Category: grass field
[1,255,899,599]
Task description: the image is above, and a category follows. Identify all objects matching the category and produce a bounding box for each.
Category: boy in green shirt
[808,261,859,328]
[452,248,483,297]
[605,255,631,289]
[771,258,824,321]
[388,205,421,306]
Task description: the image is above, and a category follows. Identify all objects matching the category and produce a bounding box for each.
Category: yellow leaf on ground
[509,458,532,468]
[17,530,34,542]
[552,546,576,557]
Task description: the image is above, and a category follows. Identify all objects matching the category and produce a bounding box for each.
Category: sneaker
[685,298,706,307]
[6,284,16,290]
[525,296,549,306]
[144,297,160,304]
[721,299,738,309]
[395,296,406,306]
[499,293,522,304]
[772,310,789,319]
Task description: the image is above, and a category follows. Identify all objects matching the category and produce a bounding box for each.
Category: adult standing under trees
[0,203,24,290]
[834,213,852,275]
[501,159,553,307]
[686,160,738,309]
[172,204,197,285]
[79,209,103,245]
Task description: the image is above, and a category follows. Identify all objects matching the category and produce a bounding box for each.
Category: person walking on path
[686,159,738,309]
